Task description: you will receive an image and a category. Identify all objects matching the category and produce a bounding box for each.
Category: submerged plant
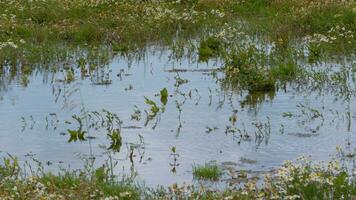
[160,88,169,105]
[67,115,86,142]
[65,68,75,84]
[144,97,160,118]
[107,129,122,152]
[170,146,179,173]
[131,106,141,121]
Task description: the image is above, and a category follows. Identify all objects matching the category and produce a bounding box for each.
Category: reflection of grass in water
[240,90,276,109]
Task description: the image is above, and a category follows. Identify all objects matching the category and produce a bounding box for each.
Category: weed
[224,47,276,92]
[198,36,221,61]
[160,88,168,105]
[270,61,299,82]
[107,129,122,152]
[170,146,180,173]
[192,163,221,181]
[67,115,86,142]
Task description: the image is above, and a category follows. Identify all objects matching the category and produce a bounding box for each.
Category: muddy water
[0,48,355,187]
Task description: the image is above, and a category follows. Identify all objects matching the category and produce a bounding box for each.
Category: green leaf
[144,97,156,106]
[67,129,86,143]
[144,97,159,116]
[68,129,78,142]
[107,129,122,152]
[160,88,168,105]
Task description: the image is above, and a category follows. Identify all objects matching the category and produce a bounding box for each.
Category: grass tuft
[192,163,221,181]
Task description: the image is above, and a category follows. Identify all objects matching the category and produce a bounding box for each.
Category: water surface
[0,47,355,187]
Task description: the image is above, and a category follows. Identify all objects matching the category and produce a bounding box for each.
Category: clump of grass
[198,36,222,61]
[222,45,303,94]
[224,46,276,92]
[112,42,133,54]
[270,61,299,82]
[72,24,104,44]
[192,163,221,181]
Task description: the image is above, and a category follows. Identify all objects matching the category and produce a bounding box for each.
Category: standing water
[0,46,355,187]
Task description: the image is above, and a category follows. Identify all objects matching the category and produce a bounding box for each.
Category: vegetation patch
[192,163,221,181]
[224,47,275,92]
[198,36,222,62]
[0,152,355,199]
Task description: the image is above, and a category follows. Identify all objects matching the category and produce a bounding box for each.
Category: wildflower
[119,192,131,197]
[285,195,300,200]
[28,176,37,183]
[325,177,334,186]
[309,172,323,183]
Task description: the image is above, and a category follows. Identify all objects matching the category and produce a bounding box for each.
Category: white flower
[285,195,300,200]
[119,192,131,197]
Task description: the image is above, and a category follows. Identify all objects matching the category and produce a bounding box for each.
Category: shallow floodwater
[0,47,355,187]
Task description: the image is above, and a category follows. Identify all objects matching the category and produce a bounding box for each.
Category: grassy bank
[0,0,353,100]
[0,0,354,92]
[1,0,354,44]
[0,0,354,61]
[0,152,355,199]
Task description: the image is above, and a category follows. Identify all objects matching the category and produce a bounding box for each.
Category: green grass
[0,0,354,94]
[232,0,356,35]
[0,157,140,200]
[198,36,222,62]
[270,61,300,82]
[0,0,353,58]
[223,47,276,92]
[0,0,233,46]
[192,163,221,181]
[0,153,355,199]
